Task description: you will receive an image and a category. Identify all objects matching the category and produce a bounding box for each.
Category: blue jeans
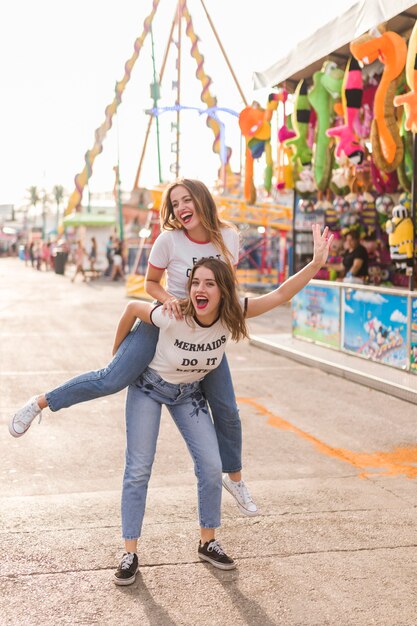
[122,368,222,539]
[45,321,242,473]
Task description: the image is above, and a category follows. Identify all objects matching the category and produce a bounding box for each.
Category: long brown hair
[159,179,236,267]
[181,258,248,342]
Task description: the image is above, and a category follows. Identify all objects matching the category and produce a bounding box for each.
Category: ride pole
[150,26,162,184]
[410,131,417,291]
[133,10,177,190]
[175,1,182,179]
[198,0,248,106]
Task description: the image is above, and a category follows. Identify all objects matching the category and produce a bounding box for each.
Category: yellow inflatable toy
[385,205,414,270]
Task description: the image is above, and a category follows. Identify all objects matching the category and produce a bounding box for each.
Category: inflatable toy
[370,157,399,194]
[276,93,296,191]
[394,19,417,133]
[353,78,377,139]
[329,158,352,197]
[397,111,413,192]
[327,57,365,164]
[285,80,313,167]
[308,62,343,191]
[351,28,407,172]
[239,94,280,201]
[350,157,373,201]
[385,204,414,270]
[295,167,317,196]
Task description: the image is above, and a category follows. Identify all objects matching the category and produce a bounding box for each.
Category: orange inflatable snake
[350,28,407,173]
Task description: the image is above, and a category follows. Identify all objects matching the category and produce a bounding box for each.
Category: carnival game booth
[291,280,417,374]
[252,0,417,382]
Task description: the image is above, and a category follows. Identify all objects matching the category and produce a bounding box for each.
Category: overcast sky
[1,0,355,207]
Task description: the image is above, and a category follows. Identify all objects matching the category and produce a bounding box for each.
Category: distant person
[105,235,114,276]
[41,242,51,271]
[28,242,35,268]
[327,229,369,284]
[89,237,98,272]
[24,243,30,267]
[110,239,124,281]
[35,242,42,271]
[71,240,87,283]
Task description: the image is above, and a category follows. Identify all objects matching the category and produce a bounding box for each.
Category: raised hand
[312,224,334,267]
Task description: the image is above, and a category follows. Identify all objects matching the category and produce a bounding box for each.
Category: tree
[27,186,41,229]
[40,189,50,240]
[52,185,65,231]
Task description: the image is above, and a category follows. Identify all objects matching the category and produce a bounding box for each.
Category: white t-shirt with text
[148,305,231,384]
[148,228,239,299]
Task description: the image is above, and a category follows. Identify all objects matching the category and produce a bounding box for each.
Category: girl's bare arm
[112,301,154,355]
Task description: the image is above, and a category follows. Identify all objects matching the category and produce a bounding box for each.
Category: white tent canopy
[253,0,417,90]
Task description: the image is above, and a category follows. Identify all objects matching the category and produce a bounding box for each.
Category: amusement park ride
[63,0,293,295]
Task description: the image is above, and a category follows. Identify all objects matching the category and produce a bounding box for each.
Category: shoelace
[208,540,226,556]
[16,409,42,429]
[121,553,135,569]
[233,480,253,504]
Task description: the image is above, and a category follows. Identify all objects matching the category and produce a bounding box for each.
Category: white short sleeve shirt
[148,227,239,299]
[148,305,231,384]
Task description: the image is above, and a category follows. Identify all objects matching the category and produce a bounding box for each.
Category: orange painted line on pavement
[238,398,417,479]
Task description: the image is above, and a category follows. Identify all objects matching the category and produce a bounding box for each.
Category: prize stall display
[286,25,417,288]
[285,20,417,373]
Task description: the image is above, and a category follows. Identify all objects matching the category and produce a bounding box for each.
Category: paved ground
[1,257,417,626]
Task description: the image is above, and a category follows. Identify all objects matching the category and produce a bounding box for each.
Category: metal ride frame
[64,0,293,288]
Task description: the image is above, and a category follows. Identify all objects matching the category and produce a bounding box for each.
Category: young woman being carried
[9,180,255,515]
[113,224,332,585]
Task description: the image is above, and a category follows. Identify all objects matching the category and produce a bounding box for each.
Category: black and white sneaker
[198,540,236,570]
[113,552,139,586]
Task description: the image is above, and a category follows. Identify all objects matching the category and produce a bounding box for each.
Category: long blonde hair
[159,179,236,267]
[181,258,248,342]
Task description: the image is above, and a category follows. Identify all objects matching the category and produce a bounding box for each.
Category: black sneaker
[198,540,236,570]
[113,552,139,586]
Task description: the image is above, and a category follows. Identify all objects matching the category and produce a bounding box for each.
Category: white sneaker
[222,475,258,516]
[9,396,42,438]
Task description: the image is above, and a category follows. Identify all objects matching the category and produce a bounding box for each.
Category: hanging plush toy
[385,205,414,271]
[396,111,413,192]
[285,80,313,168]
[239,94,280,202]
[353,76,377,139]
[276,90,296,190]
[351,27,407,172]
[370,157,399,194]
[327,57,365,165]
[350,157,373,201]
[394,19,417,133]
[308,61,344,191]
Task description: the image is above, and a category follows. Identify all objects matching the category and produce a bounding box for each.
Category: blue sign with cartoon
[410,298,417,374]
[292,284,340,348]
[343,288,408,369]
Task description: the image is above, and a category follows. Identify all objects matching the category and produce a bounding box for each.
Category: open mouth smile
[195,296,209,309]
[179,211,193,224]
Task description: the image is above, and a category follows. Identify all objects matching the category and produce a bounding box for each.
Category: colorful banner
[410,298,417,374]
[343,288,408,369]
[292,284,341,348]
